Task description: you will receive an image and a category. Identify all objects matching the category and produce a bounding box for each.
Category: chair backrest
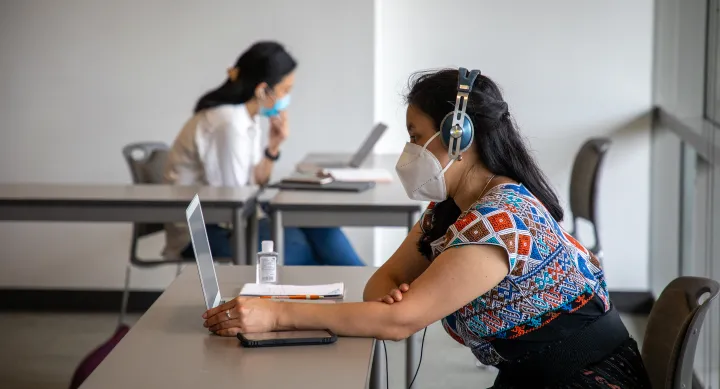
[122,142,169,185]
[642,276,720,389]
[568,138,611,255]
[122,142,169,237]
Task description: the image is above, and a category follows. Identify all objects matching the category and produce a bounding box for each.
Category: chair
[567,138,612,262]
[642,276,720,389]
[120,142,183,324]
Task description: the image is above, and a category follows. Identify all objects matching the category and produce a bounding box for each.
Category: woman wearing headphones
[163,41,364,267]
[200,68,651,388]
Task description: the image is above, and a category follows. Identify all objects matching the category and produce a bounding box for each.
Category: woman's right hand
[377,283,410,304]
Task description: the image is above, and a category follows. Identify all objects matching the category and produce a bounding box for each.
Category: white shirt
[163,104,262,258]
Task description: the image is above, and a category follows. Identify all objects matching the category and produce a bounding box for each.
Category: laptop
[186,195,339,314]
[186,194,229,309]
[269,180,376,193]
[299,123,388,169]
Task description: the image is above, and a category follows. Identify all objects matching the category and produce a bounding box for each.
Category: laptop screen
[186,196,220,309]
[348,123,388,167]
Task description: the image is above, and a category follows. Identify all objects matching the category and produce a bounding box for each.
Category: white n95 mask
[395,131,454,202]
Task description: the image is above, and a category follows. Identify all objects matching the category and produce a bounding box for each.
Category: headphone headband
[445,68,480,160]
[457,68,481,94]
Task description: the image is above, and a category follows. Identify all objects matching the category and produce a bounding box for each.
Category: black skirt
[490,306,652,389]
[490,337,652,389]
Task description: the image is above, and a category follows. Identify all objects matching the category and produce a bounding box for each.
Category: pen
[259,295,326,300]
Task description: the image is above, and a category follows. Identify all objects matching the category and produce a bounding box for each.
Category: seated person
[162,41,363,266]
[201,68,651,388]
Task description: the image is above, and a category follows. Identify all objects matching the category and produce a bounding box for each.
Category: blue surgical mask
[260,94,291,117]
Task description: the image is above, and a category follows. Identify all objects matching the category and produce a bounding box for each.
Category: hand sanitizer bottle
[256,240,278,284]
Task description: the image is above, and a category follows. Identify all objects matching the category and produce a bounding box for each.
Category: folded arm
[277,244,510,341]
[362,222,429,302]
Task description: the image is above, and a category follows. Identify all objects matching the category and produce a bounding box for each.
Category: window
[706,0,720,123]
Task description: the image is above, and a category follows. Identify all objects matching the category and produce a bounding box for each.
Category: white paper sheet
[239,282,345,298]
[325,168,393,183]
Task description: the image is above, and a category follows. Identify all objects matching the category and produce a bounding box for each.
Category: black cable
[382,340,389,389]
[408,327,427,389]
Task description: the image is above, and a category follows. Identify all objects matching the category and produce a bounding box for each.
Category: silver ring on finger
[225,310,232,320]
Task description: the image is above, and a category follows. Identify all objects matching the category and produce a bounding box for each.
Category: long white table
[1,162,422,387]
[78,265,382,389]
[0,183,259,264]
[267,153,423,389]
[268,154,421,258]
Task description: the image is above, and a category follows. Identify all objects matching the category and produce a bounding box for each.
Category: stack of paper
[324,168,393,183]
[239,282,345,299]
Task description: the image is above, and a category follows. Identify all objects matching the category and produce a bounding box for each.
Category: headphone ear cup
[439,112,474,153]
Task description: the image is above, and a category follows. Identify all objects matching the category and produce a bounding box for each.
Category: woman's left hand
[268,111,289,150]
[377,283,410,304]
[202,297,280,336]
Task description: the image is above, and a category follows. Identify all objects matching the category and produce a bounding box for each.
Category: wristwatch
[264,147,280,161]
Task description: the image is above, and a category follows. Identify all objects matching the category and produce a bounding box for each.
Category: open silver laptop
[304,123,388,169]
[186,194,228,309]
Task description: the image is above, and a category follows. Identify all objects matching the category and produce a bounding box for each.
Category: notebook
[280,175,334,185]
[240,282,345,299]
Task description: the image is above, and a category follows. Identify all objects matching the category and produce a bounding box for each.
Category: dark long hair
[194,41,297,113]
[408,69,563,256]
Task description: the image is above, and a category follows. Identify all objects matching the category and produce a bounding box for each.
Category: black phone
[237,330,337,348]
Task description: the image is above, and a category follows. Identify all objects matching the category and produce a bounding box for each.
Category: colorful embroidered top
[419,183,609,365]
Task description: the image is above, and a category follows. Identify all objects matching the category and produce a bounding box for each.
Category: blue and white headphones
[439,68,481,160]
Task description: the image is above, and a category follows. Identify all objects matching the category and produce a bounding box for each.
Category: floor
[0,312,648,389]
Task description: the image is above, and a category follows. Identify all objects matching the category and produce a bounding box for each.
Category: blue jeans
[180,220,365,266]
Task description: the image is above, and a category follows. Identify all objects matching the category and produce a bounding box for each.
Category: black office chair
[120,142,183,324]
[567,138,612,263]
[642,276,720,389]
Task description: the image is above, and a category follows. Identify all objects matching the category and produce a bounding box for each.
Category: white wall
[0,0,655,292]
[373,0,654,290]
[0,0,376,289]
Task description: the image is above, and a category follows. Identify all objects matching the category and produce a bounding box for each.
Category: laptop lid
[348,123,388,168]
[186,194,222,309]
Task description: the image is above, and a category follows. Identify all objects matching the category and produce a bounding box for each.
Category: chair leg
[119,264,131,327]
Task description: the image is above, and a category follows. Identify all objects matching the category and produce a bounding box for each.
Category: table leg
[245,206,258,265]
[406,332,422,387]
[406,210,421,387]
[369,340,387,389]
[232,208,246,265]
[271,210,284,265]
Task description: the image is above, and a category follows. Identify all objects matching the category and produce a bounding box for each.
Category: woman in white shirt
[163,41,363,266]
